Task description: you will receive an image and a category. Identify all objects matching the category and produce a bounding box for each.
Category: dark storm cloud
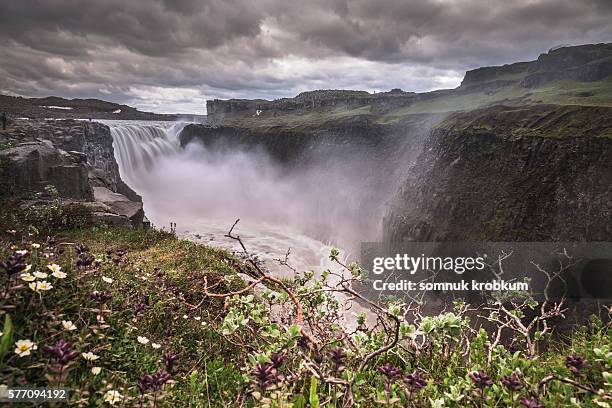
[0,0,610,113]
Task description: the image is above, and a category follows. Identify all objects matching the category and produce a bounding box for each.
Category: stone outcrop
[0,141,92,200]
[93,187,144,228]
[0,119,146,228]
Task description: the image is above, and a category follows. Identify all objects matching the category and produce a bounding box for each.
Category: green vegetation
[435,104,612,139]
[1,206,611,407]
[223,105,375,132]
[0,221,248,406]
[215,75,612,132]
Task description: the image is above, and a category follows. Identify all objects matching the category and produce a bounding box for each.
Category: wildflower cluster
[250,352,285,395]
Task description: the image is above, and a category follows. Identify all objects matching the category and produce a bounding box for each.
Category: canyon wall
[384,105,612,242]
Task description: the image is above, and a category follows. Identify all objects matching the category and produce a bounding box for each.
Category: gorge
[1,43,611,275]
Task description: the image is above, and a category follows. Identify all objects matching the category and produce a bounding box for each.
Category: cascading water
[105,120,344,276]
[106,119,365,327]
[108,122,187,186]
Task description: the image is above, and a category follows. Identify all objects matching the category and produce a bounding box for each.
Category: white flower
[15,250,28,255]
[82,352,100,361]
[47,264,62,274]
[24,264,32,272]
[20,273,36,282]
[91,366,102,375]
[194,316,201,321]
[52,270,67,279]
[33,271,48,279]
[29,281,53,292]
[31,243,41,249]
[151,343,161,349]
[104,390,123,405]
[62,320,77,331]
[7,229,16,234]
[182,314,188,319]
[102,276,113,284]
[137,336,149,345]
[14,339,37,357]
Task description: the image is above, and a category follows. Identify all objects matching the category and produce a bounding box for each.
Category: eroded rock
[93,186,144,228]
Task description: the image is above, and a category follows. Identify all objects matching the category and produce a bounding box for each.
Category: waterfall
[108,121,188,185]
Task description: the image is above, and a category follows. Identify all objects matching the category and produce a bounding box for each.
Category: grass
[213,75,612,133]
[0,223,251,407]
[434,104,612,139]
[1,203,611,406]
[223,105,375,132]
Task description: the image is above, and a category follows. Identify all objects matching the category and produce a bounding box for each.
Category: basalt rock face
[0,119,144,228]
[1,142,92,200]
[460,43,612,90]
[180,113,444,165]
[384,105,612,242]
[205,89,424,124]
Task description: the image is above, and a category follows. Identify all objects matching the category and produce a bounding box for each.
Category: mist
[125,138,405,252]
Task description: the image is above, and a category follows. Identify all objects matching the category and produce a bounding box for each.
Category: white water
[105,120,342,278]
[106,120,379,328]
[106,121,186,187]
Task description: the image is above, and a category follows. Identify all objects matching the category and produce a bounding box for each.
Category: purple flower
[501,372,522,392]
[565,355,587,375]
[75,243,89,254]
[404,371,427,394]
[379,363,402,394]
[138,370,172,394]
[90,290,112,304]
[520,396,544,408]
[250,361,283,393]
[379,363,402,381]
[0,252,28,275]
[42,340,79,365]
[163,352,179,373]
[328,347,347,374]
[76,253,95,268]
[269,352,284,369]
[470,370,493,389]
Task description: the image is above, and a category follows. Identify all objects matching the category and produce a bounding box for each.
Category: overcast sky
[0,0,611,114]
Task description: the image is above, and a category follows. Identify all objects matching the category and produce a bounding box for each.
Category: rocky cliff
[384,105,612,242]
[192,43,612,244]
[460,43,612,90]
[0,119,145,228]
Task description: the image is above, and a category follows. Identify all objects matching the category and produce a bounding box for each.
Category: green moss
[435,104,612,139]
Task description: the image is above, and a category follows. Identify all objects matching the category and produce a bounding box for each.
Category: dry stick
[201,277,264,299]
[538,374,610,396]
[331,258,402,371]
[207,219,316,343]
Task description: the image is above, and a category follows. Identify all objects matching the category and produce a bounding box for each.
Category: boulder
[93,186,144,228]
[92,212,133,228]
[0,142,93,200]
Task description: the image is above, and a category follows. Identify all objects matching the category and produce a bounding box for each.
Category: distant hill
[206,42,612,128]
[0,95,179,121]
